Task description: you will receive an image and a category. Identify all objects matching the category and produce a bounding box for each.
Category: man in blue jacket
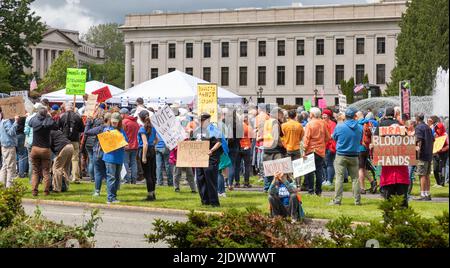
[0,114,19,188]
[330,107,363,206]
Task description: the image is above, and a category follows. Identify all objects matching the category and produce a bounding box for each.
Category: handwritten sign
[97,129,128,154]
[151,105,187,150]
[65,68,87,95]
[0,96,26,119]
[84,94,98,117]
[9,91,29,98]
[304,100,312,112]
[292,154,316,178]
[379,126,407,136]
[433,135,447,154]
[263,157,294,177]
[92,86,112,103]
[338,94,347,113]
[121,97,129,107]
[400,80,411,120]
[176,141,210,167]
[372,135,416,166]
[197,83,218,123]
[318,99,327,109]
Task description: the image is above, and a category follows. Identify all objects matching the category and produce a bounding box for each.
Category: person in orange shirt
[303,107,330,195]
[235,113,253,188]
[281,110,304,186]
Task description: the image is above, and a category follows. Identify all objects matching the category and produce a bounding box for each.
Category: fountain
[432,67,449,117]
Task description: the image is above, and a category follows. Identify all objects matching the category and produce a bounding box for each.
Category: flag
[354,83,364,93]
[29,76,37,91]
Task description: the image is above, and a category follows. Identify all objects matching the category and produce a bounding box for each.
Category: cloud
[31,0,103,34]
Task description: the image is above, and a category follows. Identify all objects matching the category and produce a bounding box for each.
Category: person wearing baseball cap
[120,107,140,184]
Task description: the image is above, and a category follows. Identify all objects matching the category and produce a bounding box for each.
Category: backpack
[61,111,78,141]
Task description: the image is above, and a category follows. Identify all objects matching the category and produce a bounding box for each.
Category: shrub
[0,181,26,229]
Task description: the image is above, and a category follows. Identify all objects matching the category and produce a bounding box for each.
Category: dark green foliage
[36,50,77,95]
[83,23,124,62]
[340,77,355,104]
[386,0,449,96]
[84,61,125,89]
[0,59,13,93]
[0,181,26,229]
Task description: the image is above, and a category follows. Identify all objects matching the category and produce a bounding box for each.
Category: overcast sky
[31,0,379,34]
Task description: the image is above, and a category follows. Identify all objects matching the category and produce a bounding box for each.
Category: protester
[120,108,140,184]
[405,120,417,200]
[170,145,197,193]
[138,110,158,201]
[254,104,269,185]
[0,114,19,188]
[155,133,174,187]
[50,105,60,123]
[227,109,241,190]
[24,103,43,180]
[330,107,362,206]
[415,113,434,201]
[321,109,336,186]
[59,103,84,183]
[303,107,330,196]
[29,107,56,196]
[84,109,104,183]
[357,111,378,194]
[282,110,304,187]
[50,130,74,193]
[16,115,28,178]
[235,112,253,188]
[431,117,448,187]
[268,171,303,221]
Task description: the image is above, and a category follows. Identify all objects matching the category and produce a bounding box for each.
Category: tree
[84,62,125,89]
[83,23,125,63]
[36,50,77,95]
[0,59,13,93]
[386,0,449,96]
[0,0,46,90]
[340,77,355,104]
[362,74,369,99]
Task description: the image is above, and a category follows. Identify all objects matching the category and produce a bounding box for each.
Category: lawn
[20,178,448,223]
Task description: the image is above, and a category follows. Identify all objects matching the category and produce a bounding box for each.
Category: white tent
[41,81,124,103]
[111,70,243,105]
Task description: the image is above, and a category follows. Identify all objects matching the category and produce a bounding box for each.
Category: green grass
[20,178,448,223]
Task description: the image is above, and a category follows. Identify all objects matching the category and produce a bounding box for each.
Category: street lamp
[313,88,319,107]
[257,87,264,104]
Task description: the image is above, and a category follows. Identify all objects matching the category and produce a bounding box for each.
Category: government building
[121,0,406,105]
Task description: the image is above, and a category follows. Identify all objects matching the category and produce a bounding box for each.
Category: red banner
[91,86,112,103]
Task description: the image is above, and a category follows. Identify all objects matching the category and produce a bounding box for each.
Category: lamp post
[257,87,264,104]
[313,88,318,107]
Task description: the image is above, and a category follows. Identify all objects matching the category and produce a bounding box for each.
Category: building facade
[27,28,105,79]
[121,1,406,105]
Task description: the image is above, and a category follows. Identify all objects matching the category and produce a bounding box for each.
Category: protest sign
[433,134,447,154]
[400,80,411,120]
[292,154,316,178]
[65,68,87,95]
[92,86,112,103]
[304,100,312,112]
[97,129,128,154]
[197,83,218,123]
[0,96,26,119]
[338,94,347,113]
[176,141,210,167]
[379,125,407,136]
[84,94,98,117]
[9,91,29,98]
[263,157,294,177]
[150,105,187,150]
[121,97,129,107]
[318,99,327,109]
[372,134,416,166]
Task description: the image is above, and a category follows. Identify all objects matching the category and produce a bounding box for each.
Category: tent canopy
[41,81,124,103]
[111,70,243,105]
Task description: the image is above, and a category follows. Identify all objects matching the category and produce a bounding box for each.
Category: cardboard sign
[92,86,112,103]
[197,83,218,123]
[9,91,29,98]
[65,68,87,95]
[97,129,128,154]
[318,99,327,109]
[372,135,416,166]
[84,94,98,117]
[292,154,316,178]
[263,157,294,177]
[338,94,347,113]
[0,96,27,119]
[379,126,407,136]
[176,141,210,167]
[304,100,312,112]
[433,135,447,154]
[150,105,187,150]
[400,80,411,120]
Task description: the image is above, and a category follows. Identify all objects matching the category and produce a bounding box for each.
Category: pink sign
[318,99,327,109]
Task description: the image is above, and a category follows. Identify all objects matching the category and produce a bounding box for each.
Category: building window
[356,38,365,54]
[185,67,193,76]
[277,66,285,86]
[296,65,305,85]
[258,41,266,57]
[222,42,229,58]
[376,64,386,84]
[239,67,247,86]
[203,42,211,58]
[355,64,365,84]
[168,43,176,59]
[295,97,304,106]
[377,37,385,54]
[150,68,158,79]
[335,65,345,85]
[316,65,324,85]
[296,40,304,56]
[258,66,266,86]
[97,50,100,58]
[316,39,324,55]
[221,67,229,86]
[186,43,193,58]
[203,67,211,82]
[151,44,158,59]
[336,38,344,55]
[277,40,285,56]
[276,98,284,106]
[168,68,175,73]
[240,41,247,57]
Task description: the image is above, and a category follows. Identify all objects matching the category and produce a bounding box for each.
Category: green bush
[0,181,26,229]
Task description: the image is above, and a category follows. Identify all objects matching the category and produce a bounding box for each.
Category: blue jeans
[323,150,336,183]
[227,150,239,186]
[94,157,106,193]
[123,149,138,183]
[16,133,28,178]
[87,148,95,181]
[218,171,225,194]
[105,162,122,202]
[156,147,173,186]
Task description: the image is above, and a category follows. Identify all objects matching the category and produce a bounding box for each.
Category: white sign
[10,91,29,98]
[338,94,347,113]
[121,97,129,107]
[292,154,316,178]
[150,105,187,150]
[263,157,293,177]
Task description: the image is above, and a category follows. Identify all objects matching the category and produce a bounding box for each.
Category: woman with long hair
[138,110,158,201]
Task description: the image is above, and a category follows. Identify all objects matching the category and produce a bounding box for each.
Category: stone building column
[31,48,37,73]
[47,49,52,71]
[125,42,132,89]
[39,48,45,78]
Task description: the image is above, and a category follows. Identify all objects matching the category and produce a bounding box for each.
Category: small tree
[84,62,124,89]
[362,74,369,99]
[37,50,77,95]
[340,77,355,104]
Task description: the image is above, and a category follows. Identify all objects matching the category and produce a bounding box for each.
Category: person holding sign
[0,113,19,188]
[138,110,158,201]
[268,171,304,221]
[431,118,448,187]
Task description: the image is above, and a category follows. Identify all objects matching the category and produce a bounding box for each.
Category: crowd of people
[0,97,448,216]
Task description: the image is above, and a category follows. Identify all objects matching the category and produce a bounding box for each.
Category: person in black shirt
[50,130,74,193]
[16,116,27,178]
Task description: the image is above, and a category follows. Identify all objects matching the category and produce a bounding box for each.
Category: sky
[31,0,380,34]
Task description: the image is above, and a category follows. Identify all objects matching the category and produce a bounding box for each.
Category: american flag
[29,76,37,91]
[354,83,364,93]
